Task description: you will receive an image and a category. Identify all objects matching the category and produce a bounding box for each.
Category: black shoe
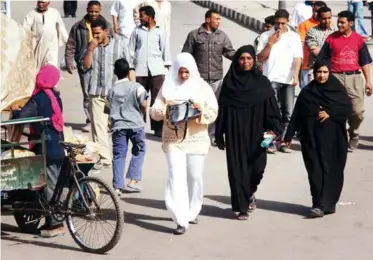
[72,14,76,18]
[189,218,198,224]
[173,225,186,235]
[308,208,324,218]
[324,207,336,215]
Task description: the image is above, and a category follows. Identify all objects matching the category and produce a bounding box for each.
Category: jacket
[65,15,114,70]
[12,91,65,161]
[182,24,235,81]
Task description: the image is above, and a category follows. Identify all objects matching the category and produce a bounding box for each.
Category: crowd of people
[10,0,372,236]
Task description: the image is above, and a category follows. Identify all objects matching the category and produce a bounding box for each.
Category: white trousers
[165,151,205,229]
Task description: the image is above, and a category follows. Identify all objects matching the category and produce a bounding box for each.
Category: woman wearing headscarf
[11,64,65,237]
[150,53,218,235]
[283,59,352,218]
[215,45,283,220]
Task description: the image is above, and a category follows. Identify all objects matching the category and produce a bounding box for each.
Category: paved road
[2,1,373,260]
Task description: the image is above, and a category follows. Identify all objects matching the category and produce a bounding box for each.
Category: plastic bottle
[260,132,273,148]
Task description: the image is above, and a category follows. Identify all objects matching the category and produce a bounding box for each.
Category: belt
[334,70,361,75]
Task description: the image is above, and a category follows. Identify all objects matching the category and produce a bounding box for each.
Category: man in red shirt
[318,10,372,151]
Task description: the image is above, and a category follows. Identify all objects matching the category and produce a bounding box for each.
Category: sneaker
[114,189,125,197]
[126,181,143,193]
[173,225,186,235]
[349,136,359,152]
[81,123,91,133]
[40,224,65,238]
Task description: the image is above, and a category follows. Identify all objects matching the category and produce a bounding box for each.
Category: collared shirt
[110,0,137,37]
[80,37,131,97]
[305,25,336,67]
[128,24,171,77]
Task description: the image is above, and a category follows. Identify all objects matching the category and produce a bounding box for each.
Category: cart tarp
[1,13,36,111]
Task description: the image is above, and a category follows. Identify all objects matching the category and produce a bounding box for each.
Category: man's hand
[292,75,299,86]
[268,30,281,46]
[88,39,98,52]
[366,82,372,96]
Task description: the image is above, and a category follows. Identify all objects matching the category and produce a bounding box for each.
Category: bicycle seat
[60,141,86,150]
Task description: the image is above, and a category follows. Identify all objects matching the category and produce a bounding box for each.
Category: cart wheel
[14,212,42,234]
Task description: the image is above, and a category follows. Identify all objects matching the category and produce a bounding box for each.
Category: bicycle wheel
[65,176,123,254]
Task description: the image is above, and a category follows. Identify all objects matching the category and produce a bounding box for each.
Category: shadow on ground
[1,223,82,252]
[205,195,309,216]
[122,197,233,233]
[360,135,373,143]
[145,133,162,142]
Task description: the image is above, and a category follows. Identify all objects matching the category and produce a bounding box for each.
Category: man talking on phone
[256,9,303,154]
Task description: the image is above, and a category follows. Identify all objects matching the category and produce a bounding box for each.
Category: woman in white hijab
[151,53,218,235]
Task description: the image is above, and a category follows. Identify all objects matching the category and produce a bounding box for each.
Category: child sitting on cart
[11,64,65,238]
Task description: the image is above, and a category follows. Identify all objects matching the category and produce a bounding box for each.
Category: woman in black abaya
[215,45,283,220]
[283,59,352,218]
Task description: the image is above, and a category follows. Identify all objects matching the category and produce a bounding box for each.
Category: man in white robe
[23,1,68,70]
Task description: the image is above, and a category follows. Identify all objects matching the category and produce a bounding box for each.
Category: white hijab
[161,52,202,102]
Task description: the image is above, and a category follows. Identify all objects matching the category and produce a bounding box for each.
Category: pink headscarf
[32,65,64,132]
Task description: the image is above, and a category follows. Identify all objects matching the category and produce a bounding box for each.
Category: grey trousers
[206,79,223,137]
[271,82,295,138]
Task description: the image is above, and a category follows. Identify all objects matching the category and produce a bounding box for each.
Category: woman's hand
[318,109,330,123]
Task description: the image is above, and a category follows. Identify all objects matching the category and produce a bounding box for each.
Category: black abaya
[215,45,283,213]
[216,95,282,212]
[284,59,352,212]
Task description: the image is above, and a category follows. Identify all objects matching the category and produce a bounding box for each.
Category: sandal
[237,212,249,220]
[279,144,292,153]
[248,195,257,211]
[266,146,277,154]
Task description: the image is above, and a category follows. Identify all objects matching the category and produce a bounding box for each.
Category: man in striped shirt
[81,19,133,169]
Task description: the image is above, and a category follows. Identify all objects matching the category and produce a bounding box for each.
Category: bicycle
[10,141,124,254]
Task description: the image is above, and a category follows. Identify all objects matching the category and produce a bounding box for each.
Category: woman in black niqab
[284,59,352,218]
[215,45,283,220]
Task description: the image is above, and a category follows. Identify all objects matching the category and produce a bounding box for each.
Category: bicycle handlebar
[60,141,86,149]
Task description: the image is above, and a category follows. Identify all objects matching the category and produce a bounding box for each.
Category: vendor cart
[1,117,124,254]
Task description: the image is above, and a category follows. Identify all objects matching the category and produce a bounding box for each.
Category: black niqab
[299,59,351,116]
[219,45,274,108]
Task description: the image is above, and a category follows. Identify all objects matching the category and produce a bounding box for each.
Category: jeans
[44,159,63,227]
[112,128,146,189]
[300,69,312,89]
[165,151,205,228]
[348,1,369,37]
[271,82,295,138]
[206,79,223,137]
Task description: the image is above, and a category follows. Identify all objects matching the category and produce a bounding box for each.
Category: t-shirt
[297,17,319,70]
[256,27,303,84]
[318,31,372,73]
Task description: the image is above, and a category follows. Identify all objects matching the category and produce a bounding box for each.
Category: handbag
[167,100,201,142]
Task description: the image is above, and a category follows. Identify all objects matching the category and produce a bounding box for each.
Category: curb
[191,1,264,33]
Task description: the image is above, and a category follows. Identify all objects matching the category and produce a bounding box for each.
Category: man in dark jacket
[182,9,235,145]
[65,0,113,132]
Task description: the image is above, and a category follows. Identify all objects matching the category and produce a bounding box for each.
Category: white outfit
[111,0,138,44]
[165,151,205,229]
[158,53,216,229]
[23,8,68,69]
[256,27,303,85]
[289,2,313,28]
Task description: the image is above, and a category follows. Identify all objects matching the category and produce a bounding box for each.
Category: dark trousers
[63,1,77,17]
[112,128,146,189]
[78,70,90,124]
[44,159,63,227]
[136,74,165,132]
[271,82,295,138]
